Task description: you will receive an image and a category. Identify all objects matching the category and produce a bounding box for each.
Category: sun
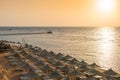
[97,0,116,13]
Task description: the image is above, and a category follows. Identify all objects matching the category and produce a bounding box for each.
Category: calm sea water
[0,27,120,73]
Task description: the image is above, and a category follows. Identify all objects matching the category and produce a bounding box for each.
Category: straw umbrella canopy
[68,58,79,65]
[53,61,64,68]
[86,69,102,76]
[104,68,117,75]
[42,76,53,80]
[72,58,79,62]
[20,72,39,79]
[20,76,31,80]
[42,49,49,54]
[61,65,72,73]
[78,64,89,72]
[60,56,71,62]
[34,60,45,67]
[68,70,80,76]
[34,46,39,50]
[20,61,28,67]
[79,60,88,66]
[65,55,73,59]
[38,50,49,58]
[34,70,46,77]
[46,57,56,63]
[49,51,56,57]
[55,53,64,60]
[38,52,47,57]
[41,64,53,71]
[49,71,63,79]
[89,63,100,68]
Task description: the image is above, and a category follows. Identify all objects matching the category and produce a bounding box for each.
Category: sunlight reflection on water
[98,27,115,53]
[97,27,119,72]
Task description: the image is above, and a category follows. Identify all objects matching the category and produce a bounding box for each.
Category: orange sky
[0,0,120,26]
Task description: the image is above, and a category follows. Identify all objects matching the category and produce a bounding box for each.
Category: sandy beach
[0,40,120,80]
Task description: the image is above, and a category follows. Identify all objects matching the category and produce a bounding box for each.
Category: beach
[1,27,120,73]
[0,40,120,80]
[0,0,120,79]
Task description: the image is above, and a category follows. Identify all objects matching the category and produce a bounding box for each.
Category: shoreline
[0,40,120,80]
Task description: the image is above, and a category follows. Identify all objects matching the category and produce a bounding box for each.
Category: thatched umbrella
[42,64,53,71]
[60,56,70,62]
[53,61,64,68]
[49,71,64,79]
[68,58,79,65]
[49,51,56,57]
[68,70,81,80]
[77,64,89,72]
[20,72,38,78]
[68,70,80,76]
[86,69,102,76]
[34,60,45,68]
[65,55,73,59]
[0,42,10,52]
[46,57,56,64]
[104,68,117,75]
[55,53,64,60]
[61,65,72,73]
[89,63,100,68]
[78,60,88,66]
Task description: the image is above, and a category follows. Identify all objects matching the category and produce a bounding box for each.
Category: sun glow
[97,0,116,13]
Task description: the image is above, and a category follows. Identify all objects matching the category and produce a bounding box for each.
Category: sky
[0,0,120,27]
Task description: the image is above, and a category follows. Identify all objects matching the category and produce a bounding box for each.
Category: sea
[0,27,120,73]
